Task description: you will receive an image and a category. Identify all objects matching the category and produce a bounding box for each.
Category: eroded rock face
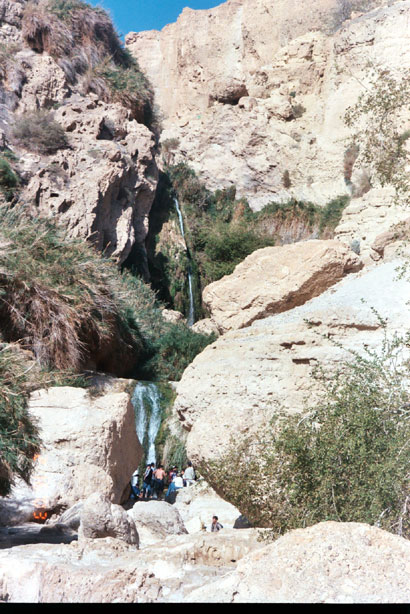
[186,522,410,603]
[0,385,142,525]
[18,95,158,263]
[203,239,362,333]
[127,0,398,210]
[174,260,410,464]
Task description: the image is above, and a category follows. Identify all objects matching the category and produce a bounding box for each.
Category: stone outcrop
[127,0,400,211]
[186,522,410,603]
[203,239,362,332]
[0,528,261,602]
[127,500,187,541]
[1,522,408,602]
[0,4,158,265]
[334,187,410,264]
[20,94,158,264]
[174,260,410,464]
[0,386,142,525]
[79,493,139,546]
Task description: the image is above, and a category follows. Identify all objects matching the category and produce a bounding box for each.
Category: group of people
[130,461,196,502]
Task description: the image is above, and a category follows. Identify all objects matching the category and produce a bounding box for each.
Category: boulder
[191,319,219,336]
[127,500,187,540]
[174,480,243,533]
[186,522,410,603]
[174,260,410,465]
[0,386,142,525]
[202,239,362,333]
[334,188,410,264]
[79,493,139,547]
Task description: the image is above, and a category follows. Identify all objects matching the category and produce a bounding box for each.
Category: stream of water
[131,382,162,465]
[174,197,195,326]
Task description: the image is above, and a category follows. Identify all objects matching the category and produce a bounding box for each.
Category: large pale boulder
[79,493,139,546]
[0,386,142,525]
[174,480,243,533]
[186,522,410,603]
[203,239,362,333]
[175,260,410,464]
[127,501,187,540]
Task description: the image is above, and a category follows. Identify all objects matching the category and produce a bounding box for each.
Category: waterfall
[174,197,195,326]
[131,382,162,465]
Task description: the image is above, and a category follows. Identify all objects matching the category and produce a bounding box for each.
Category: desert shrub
[291,103,306,119]
[282,170,291,188]
[345,68,410,200]
[0,157,19,201]
[94,55,152,124]
[0,204,142,371]
[318,195,350,233]
[201,328,410,539]
[12,110,68,155]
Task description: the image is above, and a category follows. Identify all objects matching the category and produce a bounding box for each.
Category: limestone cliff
[127,0,404,215]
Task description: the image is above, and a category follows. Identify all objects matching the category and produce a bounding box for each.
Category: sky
[88,1,225,37]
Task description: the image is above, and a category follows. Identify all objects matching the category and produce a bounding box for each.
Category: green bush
[138,320,216,381]
[201,328,410,539]
[194,221,275,282]
[0,157,19,201]
[12,110,68,155]
[0,346,41,496]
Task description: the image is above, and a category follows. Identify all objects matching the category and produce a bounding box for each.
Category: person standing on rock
[153,464,166,500]
[211,516,223,532]
[142,463,154,500]
[183,461,196,487]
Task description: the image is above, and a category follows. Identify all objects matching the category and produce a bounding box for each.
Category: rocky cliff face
[0,0,158,265]
[127,0,404,213]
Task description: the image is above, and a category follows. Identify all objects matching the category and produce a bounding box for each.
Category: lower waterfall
[131,381,163,465]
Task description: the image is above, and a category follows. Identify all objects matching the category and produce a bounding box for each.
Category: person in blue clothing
[130,469,140,499]
[142,462,155,500]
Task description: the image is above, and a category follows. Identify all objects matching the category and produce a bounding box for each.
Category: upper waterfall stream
[174,197,195,326]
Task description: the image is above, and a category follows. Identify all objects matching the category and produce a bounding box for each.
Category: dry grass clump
[0,205,144,372]
[21,0,153,123]
[12,110,68,155]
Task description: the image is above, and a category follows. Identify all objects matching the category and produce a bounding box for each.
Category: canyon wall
[127,0,407,210]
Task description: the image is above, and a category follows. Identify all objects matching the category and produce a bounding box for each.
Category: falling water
[174,197,195,326]
[131,382,162,465]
